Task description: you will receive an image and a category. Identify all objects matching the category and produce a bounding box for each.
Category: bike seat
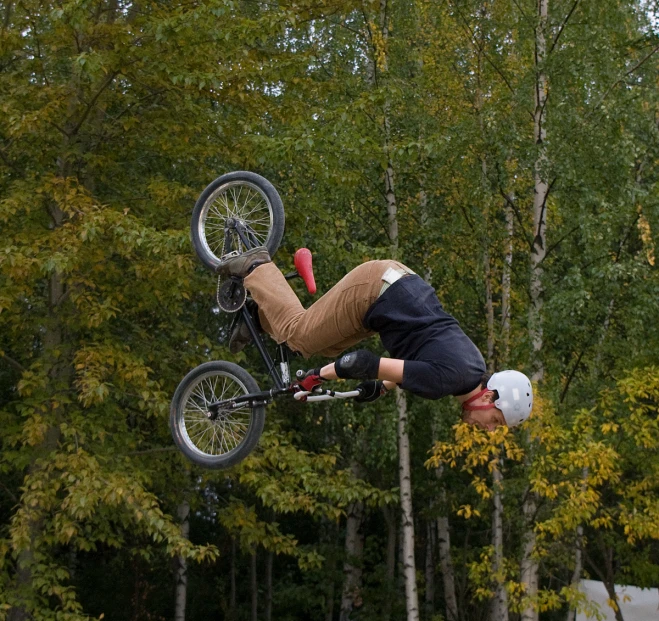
[294,248,317,295]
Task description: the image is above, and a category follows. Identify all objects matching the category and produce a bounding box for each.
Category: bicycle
[170,171,362,469]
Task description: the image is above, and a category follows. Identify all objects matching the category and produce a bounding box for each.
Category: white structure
[576,579,659,621]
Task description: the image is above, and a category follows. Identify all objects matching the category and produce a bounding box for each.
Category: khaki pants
[244,259,411,358]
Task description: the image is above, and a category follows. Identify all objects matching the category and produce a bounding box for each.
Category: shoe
[229,300,261,354]
[217,247,271,277]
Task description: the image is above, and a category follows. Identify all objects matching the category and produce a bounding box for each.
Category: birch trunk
[501,203,514,364]
[489,463,509,621]
[174,500,190,621]
[433,459,458,621]
[530,0,549,383]
[484,250,495,371]
[485,260,508,621]
[397,389,420,621]
[520,493,539,621]
[436,511,458,621]
[376,1,419,616]
[521,3,549,618]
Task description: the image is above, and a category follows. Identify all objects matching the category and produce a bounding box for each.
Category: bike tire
[191,171,285,272]
[170,361,266,469]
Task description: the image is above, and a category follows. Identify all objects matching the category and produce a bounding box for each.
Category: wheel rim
[179,371,254,459]
[199,181,275,261]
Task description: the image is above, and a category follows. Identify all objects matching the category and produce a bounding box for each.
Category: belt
[378,266,415,297]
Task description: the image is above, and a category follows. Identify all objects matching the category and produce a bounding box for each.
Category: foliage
[1,0,658,618]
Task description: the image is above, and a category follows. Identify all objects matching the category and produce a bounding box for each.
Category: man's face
[461,406,506,431]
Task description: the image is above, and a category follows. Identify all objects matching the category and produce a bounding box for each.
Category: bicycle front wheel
[170,361,265,469]
[191,171,285,272]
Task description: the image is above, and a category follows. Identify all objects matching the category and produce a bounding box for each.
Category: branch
[559,348,585,403]
[69,70,121,136]
[128,446,178,456]
[458,203,476,232]
[0,351,27,373]
[499,188,533,251]
[449,0,518,98]
[540,224,580,263]
[0,145,21,174]
[548,0,581,56]
[588,41,659,116]
[0,479,18,503]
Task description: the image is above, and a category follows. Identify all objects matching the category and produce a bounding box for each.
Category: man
[221,246,533,430]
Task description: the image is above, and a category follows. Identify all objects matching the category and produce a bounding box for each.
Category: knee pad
[335,350,381,380]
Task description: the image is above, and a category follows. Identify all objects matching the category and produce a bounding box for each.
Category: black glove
[355,380,387,403]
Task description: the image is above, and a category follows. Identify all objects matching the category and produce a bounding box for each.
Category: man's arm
[320,357,404,385]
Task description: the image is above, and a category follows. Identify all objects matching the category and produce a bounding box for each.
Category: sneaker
[229,300,261,354]
[217,246,271,277]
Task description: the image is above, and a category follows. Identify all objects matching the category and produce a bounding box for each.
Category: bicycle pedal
[220,250,242,261]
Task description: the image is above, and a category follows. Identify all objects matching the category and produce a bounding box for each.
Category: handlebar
[293,388,361,402]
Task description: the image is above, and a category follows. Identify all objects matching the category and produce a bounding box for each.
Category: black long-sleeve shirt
[363,275,486,399]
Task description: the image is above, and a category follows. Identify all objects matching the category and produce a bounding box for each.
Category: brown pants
[244,259,411,358]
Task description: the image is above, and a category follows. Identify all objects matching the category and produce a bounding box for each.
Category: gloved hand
[297,368,324,392]
[355,380,387,403]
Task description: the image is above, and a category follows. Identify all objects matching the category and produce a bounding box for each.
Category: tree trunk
[484,250,495,371]
[325,564,336,621]
[530,0,549,383]
[376,1,419,613]
[251,550,258,621]
[382,505,398,621]
[174,500,190,621]
[339,498,365,621]
[229,538,237,620]
[397,389,420,621]
[521,2,549,618]
[583,538,625,621]
[489,462,509,621]
[340,460,366,621]
[501,202,514,364]
[432,457,458,621]
[425,519,435,619]
[565,524,583,621]
[8,204,66,621]
[520,494,539,621]
[265,550,273,621]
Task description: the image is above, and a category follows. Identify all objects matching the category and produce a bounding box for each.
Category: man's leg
[244,260,406,358]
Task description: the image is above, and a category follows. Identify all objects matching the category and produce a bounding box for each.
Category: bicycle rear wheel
[191,171,285,272]
[170,361,265,469]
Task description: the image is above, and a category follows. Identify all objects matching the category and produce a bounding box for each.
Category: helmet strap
[462,388,497,412]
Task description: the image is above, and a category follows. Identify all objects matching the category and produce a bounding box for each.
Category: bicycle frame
[206,221,361,416]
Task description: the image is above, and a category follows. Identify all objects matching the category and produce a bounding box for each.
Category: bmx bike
[170,171,362,469]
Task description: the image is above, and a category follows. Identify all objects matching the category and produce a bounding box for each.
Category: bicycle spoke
[200,181,274,262]
[181,370,255,458]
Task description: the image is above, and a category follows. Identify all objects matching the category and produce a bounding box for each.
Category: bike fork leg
[240,305,285,390]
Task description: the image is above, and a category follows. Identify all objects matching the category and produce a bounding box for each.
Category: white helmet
[488,370,533,427]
